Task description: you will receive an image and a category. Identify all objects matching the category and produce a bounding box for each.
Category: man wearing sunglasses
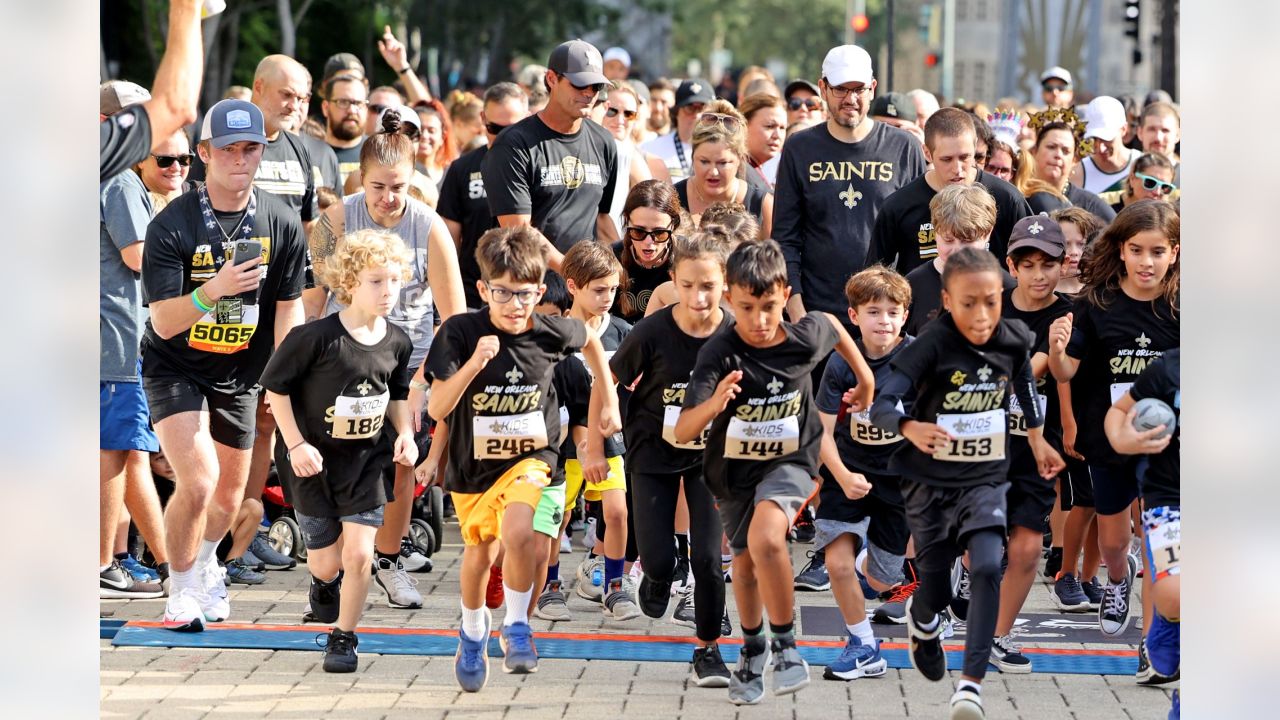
[784,79,827,126]
[483,39,619,270]
[1039,67,1075,110]
[322,73,368,188]
[640,78,715,181]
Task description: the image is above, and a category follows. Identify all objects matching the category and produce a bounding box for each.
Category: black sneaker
[905,596,947,681]
[948,558,971,621]
[303,570,343,624]
[638,574,672,619]
[721,609,733,637]
[1081,576,1104,610]
[671,585,695,628]
[671,553,692,595]
[690,644,731,688]
[320,629,359,673]
[790,506,816,543]
[100,560,164,599]
[990,634,1032,674]
[1099,555,1137,636]
[1043,547,1063,580]
[794,550,831,591]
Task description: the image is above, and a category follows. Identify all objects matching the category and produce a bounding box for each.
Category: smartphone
[231,240,263,302]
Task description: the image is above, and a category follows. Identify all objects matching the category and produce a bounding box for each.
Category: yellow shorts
[451,458,551,546]
[563,455,626,510]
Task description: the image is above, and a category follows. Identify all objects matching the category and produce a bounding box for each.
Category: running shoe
[770,637,810,695]
[721,610,733,637]
[671,584,696,628]
[580,517,598,550]
[486,565,505,609]
[101,561,164,599]
[1081,576,1104,610]
[574,557,604,602]
[225,557,266,585]
[950,685,985,720]
[794,550,831,591]
[690,644,731,688]
[302,571,342,624]
[534,580,572,621]
[400,536,430,573]
[1144,612,1181,680]
[375,557,423,608]
[499,621,539,673]
[1051,572,1093,612]
[200,560,230,622]
[990,633,1032,673]
[823,635,887,681]
[872,578,919,624]
[1099,554,1138,636]
[162,586,205,632]
[671,553,692,595]
[1043,546,1063,580]
[638,573,672,619]
[249,532,297,570]
[455,608,491,692]
[320,629,359,673]
[905,596,947,681]
[790,506,816,543]
[602,577,641,620]
[949,558,971,621]
[727,642,770,705]
[119,554,161,582]
[1136,635,1180,685]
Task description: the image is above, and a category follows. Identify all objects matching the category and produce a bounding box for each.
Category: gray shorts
[295,506,385,551]
[719,464,816,556]
[813,518,906,587]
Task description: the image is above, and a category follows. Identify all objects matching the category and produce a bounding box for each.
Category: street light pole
[886,0,895,90]
[942,0,955,101]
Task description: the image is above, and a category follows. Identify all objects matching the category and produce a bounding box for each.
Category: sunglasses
[369,103,388,115]
[787,97,821,112]
[606,107,638,120]
[554,72,606,95]
[152,153,193,168]
[697,112,740,132]
[1135,173,1176,195]
[484,121,510,136]
[625,225,675,244]
[1042,83,1069,93]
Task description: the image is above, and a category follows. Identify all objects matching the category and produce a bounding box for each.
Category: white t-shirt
[641,131,692,181]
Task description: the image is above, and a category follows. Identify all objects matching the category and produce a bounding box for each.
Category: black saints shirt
[1128,348,1180,508]
[1001,288,1072,480]
[438,145,495,309]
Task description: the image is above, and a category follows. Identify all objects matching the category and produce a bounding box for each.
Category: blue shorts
[100,371,159,452]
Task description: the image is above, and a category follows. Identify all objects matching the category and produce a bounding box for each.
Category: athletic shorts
[295,505,385,551]
[451,458,551,545]
[1088,461,1140,516]
[1060,456,1094,510]
[1141,505,1181,584]
[902,479,1010,558]
[814,518,906,587]
[100,375,159,452]
[564,455,626,510]
[1006,473,1057,533]
[718,463,818,556]
[142,373,259,450]
[533,482,567,539]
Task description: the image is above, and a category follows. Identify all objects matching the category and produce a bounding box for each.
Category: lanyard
[197,183,258,273]
[749,158,773,192]
[671,131,689,176]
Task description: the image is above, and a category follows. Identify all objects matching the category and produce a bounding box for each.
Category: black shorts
[142,373,259,450]
[1060,456,1094,510]
[1006,473,1056,533]
[1089,461,1140,516]
[815,466,909,555]
[902,479,1010,557]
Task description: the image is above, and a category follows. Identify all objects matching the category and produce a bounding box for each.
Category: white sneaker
[560,533,572,554]
[375,558,423,608]
[163,587,206,632]
[580,517,598,550]
[200,561,230,622]
[575,556,604,602]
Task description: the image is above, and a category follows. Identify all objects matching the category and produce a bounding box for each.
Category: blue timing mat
[108,621,1137,675]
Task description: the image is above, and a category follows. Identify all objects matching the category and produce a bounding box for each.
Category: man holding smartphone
[140,99,312,631]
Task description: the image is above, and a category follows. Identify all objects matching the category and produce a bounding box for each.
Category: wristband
[195,286,216,309]
[191,290,213,313]
[399,66,413,75]
[410,380,430,392]
[287,439,307,453]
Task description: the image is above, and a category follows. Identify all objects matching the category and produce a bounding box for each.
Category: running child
[676,239,876,705]
[425,226,620,692]
[260,230,419,673]
[871,247,1065,719]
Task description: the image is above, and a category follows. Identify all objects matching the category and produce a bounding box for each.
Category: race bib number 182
[331,391,389,440]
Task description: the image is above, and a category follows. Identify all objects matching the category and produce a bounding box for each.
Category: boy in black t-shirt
[425,226,620,692]
[260,230,418,674]
[871,248,1064,719]
[678,239,875,705]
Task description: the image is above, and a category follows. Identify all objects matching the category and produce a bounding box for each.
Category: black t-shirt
[904,261,1017,337]
[259,315,413,517]
[612,241,672,323]
[330,138,364,188]
[772,121,927,316]
[101,106,151,182]
[140,188,311,394]
[673,178,769,225]
[553,352,592,463]
[682,314,838,497]
[438,145,494,308]
[300,134,341,192]
[873,313,1039,487]
[869,171,1032,274]
[815,337,915,478]
[1028,185,1116,225]
[562,314,631,459]
[1129,348,1180,508]
[482,114,618,253]
[424,310,587,493]
[1001,289,1073,476]
[190,131,319,222]
[611,306,735,474]
[1066,290,1179,466]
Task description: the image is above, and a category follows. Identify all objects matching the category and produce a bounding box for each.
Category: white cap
[822,45,874,87]
[603,47,632,67]
[1082,96,1127,141]
[376,104,421,131]
[1040,66,1073,86]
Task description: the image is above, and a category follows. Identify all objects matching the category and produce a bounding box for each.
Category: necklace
[215,208,250,243]
[693,176,737,210]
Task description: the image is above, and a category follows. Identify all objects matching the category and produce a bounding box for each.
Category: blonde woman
[673,99,772,238]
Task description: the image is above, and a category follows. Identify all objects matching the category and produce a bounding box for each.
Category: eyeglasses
[824,82,871,99]
[986,164,1013,179]
[484,121,509,136]
[1135,173,1176,195]
[329,98,367,110]
[975,151,988,165]
[485,283,542,306]
[152,153,193,168]
[625,225,675,244]
[369,103,388,116]
[787,97,821,112]
[606,107,638,120]
[697,112,740,132]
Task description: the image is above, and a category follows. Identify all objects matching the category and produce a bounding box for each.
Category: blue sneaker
[454,608,491,692]
[119,555,160,582]
[499,621,539,674]
[1168,689,1180,720]
[1145,613,1180,678]
[823,634,887,681]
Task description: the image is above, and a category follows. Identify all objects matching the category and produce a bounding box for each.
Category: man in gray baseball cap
[200,98,269,148]
[547,39,610,89]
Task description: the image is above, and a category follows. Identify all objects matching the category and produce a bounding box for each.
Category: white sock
[503,584,531,626]
[460,603,487,641]
[196,540,219,568]
[170,566,197,591]
[957,679,982,695]
[917,614,940,632]
[846,619,875,647]
[101,563,112,573]
[856,547,869,578]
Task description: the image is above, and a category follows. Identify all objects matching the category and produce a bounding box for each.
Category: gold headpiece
[1027,106,1093,159]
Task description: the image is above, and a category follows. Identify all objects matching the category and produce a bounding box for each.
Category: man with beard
[322,73,368,187]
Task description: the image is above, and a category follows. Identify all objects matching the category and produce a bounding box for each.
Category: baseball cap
[199,99,267,148]
[323,52,365,84]
[548,39,609,87]
[100,80,151,116]
[628,79,651,104]
[1082,96,1127,141]
[783,79,820,99]
[869,92,917,122]
[603,47,632,68]
[377,104,422,132]
[821,45,874,87]
[676,79,715,107]
[1040,66,1073,87]
[1007,215,1066,258]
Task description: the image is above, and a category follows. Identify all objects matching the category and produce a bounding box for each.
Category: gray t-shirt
[100,170,154,382]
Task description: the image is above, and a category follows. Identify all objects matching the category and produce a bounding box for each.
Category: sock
[460,603,487,641]
[312,571,341,586]
[769,620,794,636]
[721,553,733,570]
[502,584,531,626]
[604,556,625,588]
[916,614,940,632]
[847,619,875,646]
[957,679,982,695]
[197,539,219,568]
[741,623,766,653]
[546,563,560,583]
[170,566,197,590]
[675,533,690,558]
[376,551,399,566]
[114,552,130,562]
[856,547,869,577]
[100,563,112,573]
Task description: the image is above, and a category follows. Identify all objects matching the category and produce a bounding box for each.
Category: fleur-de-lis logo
[1028,221,1043,235]
[951,370,967,386]
[767,376,783,395]
[977,365,992,382]
[1135,333,1152,349]
[840,183,863,209]
[356,380,372,396]
[506,367,524,384]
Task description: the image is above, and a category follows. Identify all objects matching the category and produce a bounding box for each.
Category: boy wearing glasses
[426,226,621,692]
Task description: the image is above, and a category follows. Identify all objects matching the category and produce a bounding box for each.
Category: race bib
[725,415,800,460]
[473,411,548,460]
[188,299,258,354]
[331,391,389,440]
[934,409,1006,462]
[1008,393,1049,437]
[850,406,901,446]
[1109,382,1134,404]
[663,404,709,450]
[1145,519,1181,581]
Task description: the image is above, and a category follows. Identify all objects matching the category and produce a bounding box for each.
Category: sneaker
[249,532,297,570]
[823,635,887,681]
[455,608,491,692]
[949,558,971,621]
[872,579,918,624]
[574,557,604,602]
[560,533,573,554]
[1144,613,1181,680]
[770,638,810,695]
[162,587,205,631]
[399,536,430,573]
[939,608,956,640]
[486,565,505,609]
[722,555,734,583]
[320,629,359,673]
[671,553,692,595]
[905,596,947,681]
[638,573,672,618]
[690,644,731,688]
[1136,636,1179,686]
[303,571,342,624]
[225,558,266,585]
[534,580,572,621]
[990,633,1032,673]
[499,621,539,673]
[101,561,164,599]
[1169,689,1180,720]
[950,685,985,720]
[119,554,161,582]
[727,642,770,705]
[671,584,696,628]
[1081,576,1104,610]
[790,507,816,543]
[581,517,598,550]
[1099,554,1138,636]
[375,557,423,608]
[794,551,831,591]
[1043,546,1063,580]
[199,561,230,622]
[1052,572,1093,612]
[721,610,733,637]
[603,577,641,620]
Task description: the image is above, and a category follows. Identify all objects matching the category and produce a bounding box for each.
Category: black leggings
[631,469,726,642]
[908,529,1004,679]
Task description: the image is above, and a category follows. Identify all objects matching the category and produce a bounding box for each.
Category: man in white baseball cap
[1071,95,1137,194]
[1039,66,1074,109]
[603,47,631,81]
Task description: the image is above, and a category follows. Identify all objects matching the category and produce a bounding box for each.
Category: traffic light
[851,14,869,33]
[1124,0,1141,41]
[924,51,940,68]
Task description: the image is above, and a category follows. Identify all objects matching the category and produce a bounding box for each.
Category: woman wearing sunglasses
[344,105,439,207]
[611,180,686,324]
[674,101,772,239]
[1099,153,1178,214]
[739,93,788,191]
[137,130,195,213]
[599,82,659,239]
